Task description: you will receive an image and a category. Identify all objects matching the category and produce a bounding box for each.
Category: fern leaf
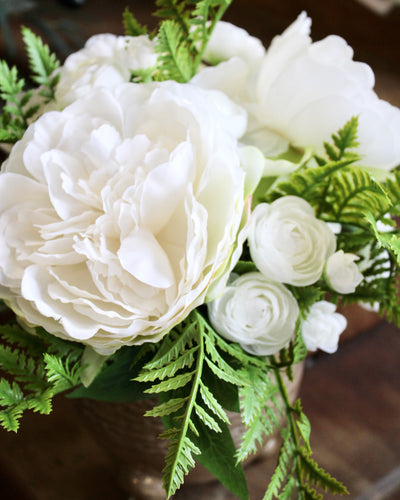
[329,168,389,225]
[236,417,266,463]
[199,381,230,424]
[299,447,349,494]
[123,7,148,36]
[0,407,24,432]
[44,353,82,392]
[21,27,60,100]
[144,370,195,394]
[163,434,201,497]
[0,379,24,406]
[263,429,294,500]
[331,116,359,158]
[136,346,198,382]
[194,402,222,432]
[155,20,194,82]
[145,397,188,418]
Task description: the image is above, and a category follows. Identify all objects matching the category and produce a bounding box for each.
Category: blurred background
[0,1,399,499]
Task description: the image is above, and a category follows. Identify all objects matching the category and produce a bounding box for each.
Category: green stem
[192,1,234,74]
[166,313,205,498]
[271,359,305,499]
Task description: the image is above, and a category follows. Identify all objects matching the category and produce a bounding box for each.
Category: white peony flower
[55,34,157,107]
[207,272,299,356]
[0,81,249,355]
[194,14,400,168]
[203,21,265,65]
[325,250,363,294]
[248,196,336,286]
[302,301,347,353]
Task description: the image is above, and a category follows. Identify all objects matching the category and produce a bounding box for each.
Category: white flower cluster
[0,14,398,357]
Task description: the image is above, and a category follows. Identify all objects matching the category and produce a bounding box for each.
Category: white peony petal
[118,228,175,289]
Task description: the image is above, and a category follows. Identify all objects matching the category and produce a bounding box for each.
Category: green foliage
[0,323,83,432]
[137,310,250,499]
[0,62,37,142]
[0,27,60,143]
[22,27,60,101]
[123,7,148,36]
[321,116,359,163]
[235,364,281,463]
[132,0,234,83]
[264,364,349,499]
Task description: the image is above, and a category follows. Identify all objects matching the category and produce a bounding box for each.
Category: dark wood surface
[0,1,400,499]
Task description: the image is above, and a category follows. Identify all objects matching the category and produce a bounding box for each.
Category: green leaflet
[137,310,249,498]
[0,27,60,143]
[22,27,60,101]
[263,363,349,499]
[126,0,234,83]
[0,323,83,432]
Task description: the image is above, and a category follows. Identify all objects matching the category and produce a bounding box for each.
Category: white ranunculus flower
[0,81,248,355]
[302,301,347,353]
[248,196,336,286]
[195,14,400,168]
[207,272,299,356]
[325,250,363,294]
[55,34,157,107]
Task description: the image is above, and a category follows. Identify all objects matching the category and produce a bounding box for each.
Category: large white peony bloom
[194,15,400,169]
[207,272,299,356]
[248,196,336,286]
[0,81,249,355]
[55,34,157,107]
[301,301,347,353]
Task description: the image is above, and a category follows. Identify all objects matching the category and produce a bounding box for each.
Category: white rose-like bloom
[325,250,363,294]
[207,272,299,356]
[302,301,347,353]
[55,34,157,107]
[194,15,400,168]
[0,81,248,355]
[249,196,336,286]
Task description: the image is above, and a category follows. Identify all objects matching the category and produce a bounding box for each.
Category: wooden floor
[0,1,400,499]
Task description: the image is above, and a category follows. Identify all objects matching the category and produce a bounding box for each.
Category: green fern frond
[123,7,148,36]
[136,346,198,382]
[155,0,192,37]
[299,447,349,494]
[199,381,230,424]
[163,434,201,496]
[263,429,294,500]
[21,26,60,101]
[0,321,84,432]
[44,353,82,393]
[0,61,31,141]
[145,397,188,418]
[194,401,222,432]
[154,20,194,82]
[267,158,356,206]
[328,168,389,226]
[383,169,400,214]
[324,116,359,162]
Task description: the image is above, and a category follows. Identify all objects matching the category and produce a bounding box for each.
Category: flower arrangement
[0,1,399,499]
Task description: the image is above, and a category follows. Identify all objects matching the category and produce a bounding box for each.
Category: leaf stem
[270,359,305,499]
[165,313,205,498]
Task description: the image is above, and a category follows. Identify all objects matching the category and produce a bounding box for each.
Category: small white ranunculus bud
[302,301,347,353]
[207,272,299,356]
[248,196,336,286]
[325,250,363,294]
